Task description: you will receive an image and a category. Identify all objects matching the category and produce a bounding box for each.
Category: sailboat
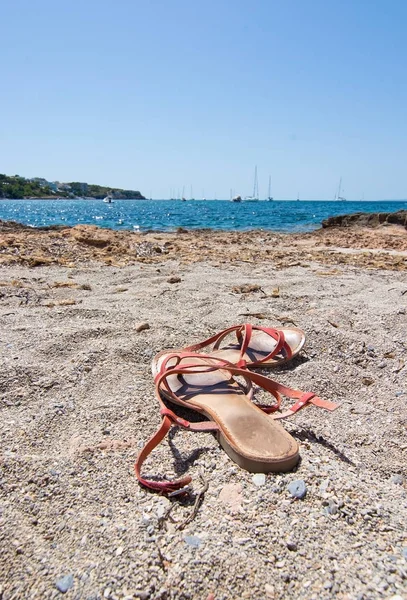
[103,194,114,203]
[334,177,346,201]
[267,175,273,201]
[245,166,259,201]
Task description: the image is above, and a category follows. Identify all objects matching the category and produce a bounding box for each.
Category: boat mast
[253,166,258,199]
[337,177,346,201]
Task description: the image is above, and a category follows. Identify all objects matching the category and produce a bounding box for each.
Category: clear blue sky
[1,0,406,199]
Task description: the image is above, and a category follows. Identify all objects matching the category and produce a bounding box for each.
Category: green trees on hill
[0,174,145,199]
[68,182,144,199]
[0,174,57,199]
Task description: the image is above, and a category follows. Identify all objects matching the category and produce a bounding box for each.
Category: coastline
[1,216,406,599]
[1,217,406,271]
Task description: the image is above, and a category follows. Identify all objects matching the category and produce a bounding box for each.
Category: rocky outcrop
[322,210,407,229]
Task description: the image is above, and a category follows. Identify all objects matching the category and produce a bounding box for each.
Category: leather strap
[183,323,293,367]
[134,407,219,495]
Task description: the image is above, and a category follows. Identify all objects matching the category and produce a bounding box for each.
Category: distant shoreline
[0,197,147,201]
[1,197,407,202]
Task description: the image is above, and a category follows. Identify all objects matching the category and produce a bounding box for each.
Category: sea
[0,199,406,233]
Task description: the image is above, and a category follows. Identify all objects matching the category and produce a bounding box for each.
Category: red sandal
[136,353,337,495]
[152,323,305,378]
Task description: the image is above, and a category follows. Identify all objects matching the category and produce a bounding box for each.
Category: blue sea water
[0,199,406,233]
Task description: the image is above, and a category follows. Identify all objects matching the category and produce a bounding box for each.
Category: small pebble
[286,541,297,551]
[287,480,307,499]
[395,391,405,397]
[325,499,339,515]
[184,535,201,548]
[390,474,404,485]
[252,473,266,486]
[167,276,181,284]
[134,592,150,600]
[55,574,74,593]
[264,583,275,598]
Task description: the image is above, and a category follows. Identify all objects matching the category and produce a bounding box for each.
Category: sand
[0,220,406,599]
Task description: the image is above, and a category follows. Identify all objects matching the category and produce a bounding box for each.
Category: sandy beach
[1,219,407,599]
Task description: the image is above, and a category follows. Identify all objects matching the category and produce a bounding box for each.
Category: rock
[321,210,407,230]
[390,474,404,485]
[134,592,150,600]
[167,276,181,284]
[232,283,262,294]
[184,535,202,548]
[264,583,275,598]
[362,377,374,386]
[135,322,150,332]
[402,547,407,559]
[156,503,167,519]
[55,574,74,593]
[141,513,151,526]
[319,478,330,495]
[252,473,266,486]
[287,480,307,499]
[325,499,339,515]
[286,541,297,551]
[218,483,243,513]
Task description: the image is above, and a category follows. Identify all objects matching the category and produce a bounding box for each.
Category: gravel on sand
[0,221,406,599]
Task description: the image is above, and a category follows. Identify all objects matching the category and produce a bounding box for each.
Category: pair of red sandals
[135,324,338,495]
